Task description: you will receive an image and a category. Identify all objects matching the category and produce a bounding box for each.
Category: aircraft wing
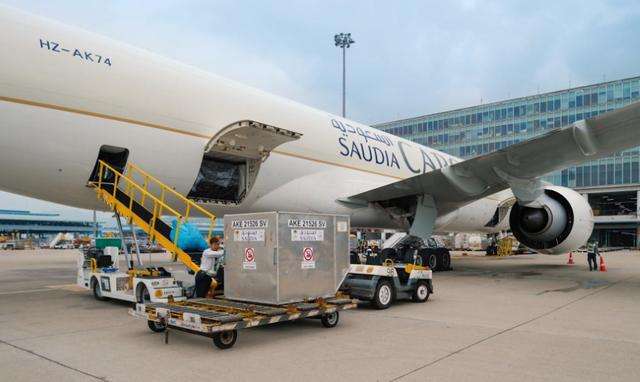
[350,101,640,215]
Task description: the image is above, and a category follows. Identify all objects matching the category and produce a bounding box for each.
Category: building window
[583,165,591,186]
[623,162,631,183]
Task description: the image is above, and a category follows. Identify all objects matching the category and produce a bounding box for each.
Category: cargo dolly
[129,295,357,349]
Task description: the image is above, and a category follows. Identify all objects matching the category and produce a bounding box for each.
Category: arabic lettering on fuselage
[332,119,392,146]
[331,118,456,174]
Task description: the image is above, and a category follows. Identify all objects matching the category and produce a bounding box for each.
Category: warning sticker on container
[291,229,324,241]
[243,247,256,270]
[337,221,348,232]
[232,219,268,229]
[301,247,315,269]
[288,219,327,228]
[234,229,265,242]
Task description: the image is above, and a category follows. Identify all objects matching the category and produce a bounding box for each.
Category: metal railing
[89,160,217,263]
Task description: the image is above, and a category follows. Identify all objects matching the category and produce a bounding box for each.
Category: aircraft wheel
[441,252,451,270]
[427,253,438,270]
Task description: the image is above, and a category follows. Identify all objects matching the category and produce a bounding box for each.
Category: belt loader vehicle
[77,246,187,303]
[77,160,218,304]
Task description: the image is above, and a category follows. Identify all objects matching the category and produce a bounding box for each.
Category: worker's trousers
[587,253,597,271]
[194,270,212,297]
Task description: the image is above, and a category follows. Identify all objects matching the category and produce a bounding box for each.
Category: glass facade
[374,76,640,188]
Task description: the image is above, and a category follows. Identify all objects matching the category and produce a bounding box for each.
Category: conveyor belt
[100,183,172,239]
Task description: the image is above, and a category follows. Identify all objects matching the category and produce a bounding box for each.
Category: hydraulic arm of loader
[88,160,217,273]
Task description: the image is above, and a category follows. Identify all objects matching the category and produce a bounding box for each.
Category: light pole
[334,33,354,118]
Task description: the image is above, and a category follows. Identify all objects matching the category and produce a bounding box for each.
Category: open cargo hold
[223,212,351,305]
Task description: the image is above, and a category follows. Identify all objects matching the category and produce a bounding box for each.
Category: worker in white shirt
[194,237,224,298]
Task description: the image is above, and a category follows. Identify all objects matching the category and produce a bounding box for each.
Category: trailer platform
[129,295,356,349]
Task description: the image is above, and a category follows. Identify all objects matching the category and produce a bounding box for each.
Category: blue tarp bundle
[170,220,207,252]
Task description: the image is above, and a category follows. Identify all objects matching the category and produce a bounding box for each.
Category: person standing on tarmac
[587,239,599,271]
[194,237,224,298]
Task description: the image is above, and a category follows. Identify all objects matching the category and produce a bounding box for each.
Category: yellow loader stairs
[89,160,216,272]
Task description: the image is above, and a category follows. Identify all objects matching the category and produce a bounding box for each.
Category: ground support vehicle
[77,247,186,303]
[340,261,433,309]
[355,233,452,271]
[129,295,356,349]
[76,160,220,304]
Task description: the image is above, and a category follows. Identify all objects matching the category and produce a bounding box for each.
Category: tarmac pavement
[0,249,638,381]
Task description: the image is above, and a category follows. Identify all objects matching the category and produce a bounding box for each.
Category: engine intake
[509,186,593,254]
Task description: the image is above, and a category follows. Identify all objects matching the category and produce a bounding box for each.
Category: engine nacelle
[509,186,593,255]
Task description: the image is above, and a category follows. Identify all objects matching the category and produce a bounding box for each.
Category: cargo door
[88,145,129,184]
[188,120,301,205]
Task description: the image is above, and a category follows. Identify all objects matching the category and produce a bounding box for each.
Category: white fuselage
[0,6,510,233]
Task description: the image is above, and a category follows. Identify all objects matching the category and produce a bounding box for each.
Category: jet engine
[509,186,593,254]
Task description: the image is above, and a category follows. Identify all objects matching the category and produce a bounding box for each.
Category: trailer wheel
[412,281,430,303]
[371,279,393,309]
[147,320,166,333]
[91,278,107,301]
[212,330,237,350]
[320,311,339,328]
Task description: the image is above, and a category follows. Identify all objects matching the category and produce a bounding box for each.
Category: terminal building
[0,209,98,236]
[374,76,640,248]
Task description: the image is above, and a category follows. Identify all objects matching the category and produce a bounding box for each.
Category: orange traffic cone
[567,252,574,265]
[599,255,607,272]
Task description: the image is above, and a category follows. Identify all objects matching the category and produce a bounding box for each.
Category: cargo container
[223,212,350,305]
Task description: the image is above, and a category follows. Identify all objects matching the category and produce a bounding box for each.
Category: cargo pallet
[129,295,357,349]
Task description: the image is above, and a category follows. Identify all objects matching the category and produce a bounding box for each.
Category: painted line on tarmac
[0,288,56,296]
[10,322,132,343]
[390,275,635,381]
[0,337,107,381]
[46,284,86,292]
[0,284,84,296]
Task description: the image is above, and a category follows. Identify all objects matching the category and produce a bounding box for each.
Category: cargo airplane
[1,5,640,255]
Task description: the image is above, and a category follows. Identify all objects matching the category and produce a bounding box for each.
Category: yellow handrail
[89,160,217,256]
[125,162,216,220]
[90,161,182,218]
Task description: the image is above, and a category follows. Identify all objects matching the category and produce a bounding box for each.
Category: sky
[1,0,640,220]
